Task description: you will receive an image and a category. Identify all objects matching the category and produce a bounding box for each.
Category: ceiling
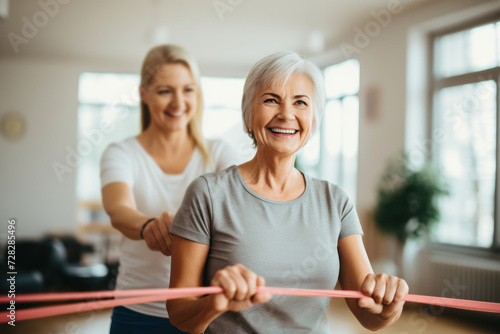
[0,0,430,72]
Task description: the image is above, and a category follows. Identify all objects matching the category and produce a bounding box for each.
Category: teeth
[270,128,297,134]
[166,111,184,117]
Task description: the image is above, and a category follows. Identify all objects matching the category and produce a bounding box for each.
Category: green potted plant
[374,154,448,244]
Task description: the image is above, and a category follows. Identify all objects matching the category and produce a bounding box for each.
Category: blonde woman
[100,44,237,333]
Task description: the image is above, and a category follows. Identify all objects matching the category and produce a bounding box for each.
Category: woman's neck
[239,151,304,200]
[138,124,192,157]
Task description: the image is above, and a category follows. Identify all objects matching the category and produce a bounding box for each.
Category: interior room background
[1,0,499,307]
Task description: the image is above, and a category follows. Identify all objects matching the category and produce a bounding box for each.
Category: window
[298,59,360,202]
[430,18,500,248]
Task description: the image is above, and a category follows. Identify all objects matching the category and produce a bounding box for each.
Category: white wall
[0,59,84,237]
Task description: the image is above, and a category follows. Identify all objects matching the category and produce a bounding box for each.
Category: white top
[100,137,238,318]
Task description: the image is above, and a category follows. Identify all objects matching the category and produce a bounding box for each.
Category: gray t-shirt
[170,165,363,333]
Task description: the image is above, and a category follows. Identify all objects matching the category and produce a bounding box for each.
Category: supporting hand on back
[143,212,174,256]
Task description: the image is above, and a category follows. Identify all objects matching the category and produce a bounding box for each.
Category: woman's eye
[264,98,277,104]
[158,90,170,94]
[185,87,194,93]
[296,100,307,106]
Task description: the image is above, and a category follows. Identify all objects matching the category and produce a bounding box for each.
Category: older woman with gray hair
[167,51,408,333]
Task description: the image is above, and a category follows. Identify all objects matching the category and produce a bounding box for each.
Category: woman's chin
[261,145,301,157]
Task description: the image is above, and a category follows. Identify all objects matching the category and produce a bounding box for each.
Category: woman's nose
[170,91,185,111]
[277,103,295,120]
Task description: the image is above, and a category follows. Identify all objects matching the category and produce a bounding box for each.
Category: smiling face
[251,73,314,157]
[140,63,198,133]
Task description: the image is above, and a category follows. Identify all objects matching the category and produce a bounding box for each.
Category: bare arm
[167,235,270,333]
[101,182,173,255]
[338,234,408,331]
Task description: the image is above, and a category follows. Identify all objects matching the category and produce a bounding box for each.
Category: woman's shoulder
[100,137,140,165]
[103,136,138,154]
[200,164,237,183]
[187,165,237,195]
[304,173,350,200]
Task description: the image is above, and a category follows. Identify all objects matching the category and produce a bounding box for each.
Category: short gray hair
[242,51,325,146]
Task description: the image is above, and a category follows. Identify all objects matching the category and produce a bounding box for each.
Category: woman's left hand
[358,273,408,320]
[143,211,174,256]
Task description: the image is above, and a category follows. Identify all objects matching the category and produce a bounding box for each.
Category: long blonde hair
[140,44,209,163]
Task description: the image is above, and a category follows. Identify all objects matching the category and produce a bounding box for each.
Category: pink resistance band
[1,286,499,323]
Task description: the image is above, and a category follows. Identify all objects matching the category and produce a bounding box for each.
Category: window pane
[200,77,254,162]
[201,77,244,110]
[77,104,140,201]
[323,100,342,158]
[324,59,360,98]
[432,81,496,247]
[435,22,499,78]
[469,24,497,72]
[200,77,245,139]
[78,73,140,106]
[341,96,359,202]
[320,99,359,201]
[497,22,500,65]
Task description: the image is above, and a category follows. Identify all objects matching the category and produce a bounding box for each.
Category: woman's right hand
[209,264,271,313]
[142,211,174,256]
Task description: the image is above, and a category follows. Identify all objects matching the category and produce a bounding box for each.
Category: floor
[1,298,498,334]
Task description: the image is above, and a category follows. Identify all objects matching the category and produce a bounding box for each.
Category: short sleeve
[335,187,364,240]
[100,143,135,189]
[170,176,212,245]
[209,139,242,171]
